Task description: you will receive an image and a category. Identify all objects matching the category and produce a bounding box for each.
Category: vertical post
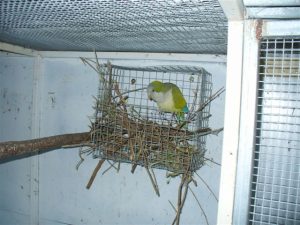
[30,55,42,225]
[216,21,244,225]
[233,19,260,224]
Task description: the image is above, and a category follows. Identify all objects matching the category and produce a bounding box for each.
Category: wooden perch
[0,132,90,161]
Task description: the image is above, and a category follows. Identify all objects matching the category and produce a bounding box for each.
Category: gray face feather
[147,83,175,112]
[147,83,155,101]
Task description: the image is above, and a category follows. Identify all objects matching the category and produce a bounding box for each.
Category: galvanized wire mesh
[249,38,300,225]
[0,0,227,54]
[90,64,212,173]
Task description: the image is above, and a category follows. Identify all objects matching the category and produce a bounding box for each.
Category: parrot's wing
[171,85,188,112]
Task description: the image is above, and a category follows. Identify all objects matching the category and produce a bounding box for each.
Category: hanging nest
[78,55,224,225]
[80,56,223,176]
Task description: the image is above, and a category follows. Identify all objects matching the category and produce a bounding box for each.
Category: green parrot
[147,81,189,121]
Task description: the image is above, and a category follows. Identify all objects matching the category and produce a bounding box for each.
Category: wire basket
[90,64,212,174]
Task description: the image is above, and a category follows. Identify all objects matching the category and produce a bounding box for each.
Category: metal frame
[232,19,260,225]
[246,7,300,19]
[216,20,244,225]
[219,19,300,225]
[0,42,226,63]
[216,1,244,224]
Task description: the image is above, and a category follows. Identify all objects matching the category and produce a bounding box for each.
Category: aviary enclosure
[0,0,227,223]
[0,53,225,225]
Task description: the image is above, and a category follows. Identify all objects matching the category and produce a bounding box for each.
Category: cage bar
[90,64,212,174]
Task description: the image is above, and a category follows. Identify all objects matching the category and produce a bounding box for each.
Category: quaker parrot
[147,80,189,121]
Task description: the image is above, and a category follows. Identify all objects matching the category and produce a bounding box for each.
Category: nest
[81,57,223,176]
[80,55,224,225]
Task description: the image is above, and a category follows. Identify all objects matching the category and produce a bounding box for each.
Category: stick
[168,200,177,213]
[112,87,148,100]
[86,159,105,189]
[195,87,225,114]
[102,160,118,175]
[0,132,90,161]
[145,166,160,197]
[195,172,218,202]
[189,187,210,225]
[172,175,190,225]
[203,157,221,166]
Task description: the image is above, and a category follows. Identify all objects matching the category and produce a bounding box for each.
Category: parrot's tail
[182,105,189,113]
[176,112,188,128]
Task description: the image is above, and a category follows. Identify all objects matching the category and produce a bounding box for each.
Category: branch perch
[0,132,90,161]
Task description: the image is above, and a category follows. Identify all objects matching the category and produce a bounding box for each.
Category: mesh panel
[0,0,227,54]
[249,38,300,225]
[90,64,212,173]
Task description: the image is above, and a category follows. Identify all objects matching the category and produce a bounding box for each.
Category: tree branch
[0,132,91,161]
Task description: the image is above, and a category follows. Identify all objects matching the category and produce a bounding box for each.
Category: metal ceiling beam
[0,41,226,63]
[244,0,300,6]
[218,0,245,20]
[246,7,300,19]
[0,42,38,57]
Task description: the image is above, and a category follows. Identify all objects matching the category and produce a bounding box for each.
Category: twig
[131,164,138,174]
[106,61,113,102]
[117,161,121,172]
[112,87,148,100]
[150,165,159,192]
[76,147,85,170]
[195,87,225,114]
[195,172,218,202]
[86,159,105,189]
[145,166,160,197]
[187,127,223,137]
[172,175,190,225]
[168,200,177,213]
[189,186,210,225]
[94,51,101,72]
[80,57,99,74]
[203,157,221,166]
[102,160,118,175]
[131,138,143,173]
[76,146,94,170]
[177,87,224,129]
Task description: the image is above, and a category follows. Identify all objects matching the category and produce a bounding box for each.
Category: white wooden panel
[217,21,244,225]
[233,19,260,225]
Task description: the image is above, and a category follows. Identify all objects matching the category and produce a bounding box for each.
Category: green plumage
[147,81,189,122]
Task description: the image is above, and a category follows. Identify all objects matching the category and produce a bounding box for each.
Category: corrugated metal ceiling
[0,0,228,54]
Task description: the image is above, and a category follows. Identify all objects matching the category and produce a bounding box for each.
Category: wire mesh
[0,0,227,54]
[90,64,212,173]
[249,38,300,225]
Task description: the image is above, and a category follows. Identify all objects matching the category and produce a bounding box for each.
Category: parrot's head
[147,80,164,102]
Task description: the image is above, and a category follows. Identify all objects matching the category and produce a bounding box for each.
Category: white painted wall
[0,52,225,225]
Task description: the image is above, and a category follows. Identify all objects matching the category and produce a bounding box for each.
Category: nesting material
[87,60,214,175]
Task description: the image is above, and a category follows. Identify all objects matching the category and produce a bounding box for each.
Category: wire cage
[90,64,212,174]
[249,38,300,224]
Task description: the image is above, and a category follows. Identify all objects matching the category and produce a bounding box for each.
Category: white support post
[218,0,245,20]
[217,21,244,225]
[233,19,260,225]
